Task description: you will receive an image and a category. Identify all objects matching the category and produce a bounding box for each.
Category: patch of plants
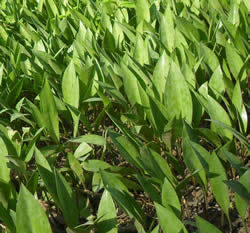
[0,0,249,233]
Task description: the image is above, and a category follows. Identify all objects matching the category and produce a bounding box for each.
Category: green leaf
[200,43,219,72]
[5,78,24,107]
[0,151,10,184]
[16,184,52,233]
[134,34,145,66]
[120,62,141,106]
[68,153,85,186]
[234,169,250,219]
[32,50,62,75]
[136,0,150,24]
[148,95,169,135]
[100,170,129,193]
[97,190,118,233]
[100,170,146,226]
[222,150,246,175]
[0,203,16,233]
[83,160,112,172]
[23,128,44,162]
[225,180,250,204]
[197,94,233,140]
[155,203,188,233]
[135,175,161,203]
[55,168,78,227]
[164,61,193,123]
[40,77,59,143]
[226,44,245,80]
[195,216,222,233]
[45,0,59,17]
[182,122,207,189]
[152,51,170,101]
[109,130,142,169]
[159,9,175,52]
[103,29,116,53]
[208,120,249,148]
[232,81,248,133]
[35,148,60,208]
[209,66,225,100]
[176,17,200,42]
[62,61,80,137]
[139,146,177,185]
[25,99,45,129]
[70,134,105,146]
[162,178,181,219]
[208,152,230,221]
[0,64,3,86]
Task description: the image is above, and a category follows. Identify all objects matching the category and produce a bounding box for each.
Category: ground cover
[0,0,249,232]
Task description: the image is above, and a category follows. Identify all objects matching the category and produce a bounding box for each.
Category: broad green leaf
[234,169,250,219]
[70,134,105,146]
[135,175,161,203]
[100,170,129,193]
[0,149,10,184]
[35,148,60,208]
[40,77,59,143]
[197,94,233,140]
[182,122,207,189]
[225,180,250,204]
[26,172,39,195]
[164,61,192,123]
[32,50,62,75]
[222,150,246,175]
[228,2,240,26]
[226,44,245,80]
[97,190,117,233]
[106,112,138,144]
[162,178,181,219]
[208,120,249,148]
[136,0,150,24]
[120,62,141,106]
[134,34,145,66]
[25,99,45,129]
[100,170,145,226]
[139,146,177,185]
[5,78,23,107]
[148,95,169,135]
[232,81,248,133]
[106,187,146,227]
[103,29,116,53]
[182,64,196,88]
[68,153,85,186]
[0,131,18,157]
[209,66,225,100]
[74,142,92,158]
[208,152,230,221]
[55,168,78,227]
[200,43,219,72]
[16,184,52,233]
[23,128,44,162]
[155,203,188,233]
[195,216,222,233]
[62,61,80,137]
[83,160,111,172]
[152,51,170,101]
[159,9,175,52]
[0,203,16,233]
[45,0,59,17]
[176,17,200,42]
[109,130,142,169]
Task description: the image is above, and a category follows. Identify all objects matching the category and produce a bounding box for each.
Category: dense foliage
[0,0,249,232]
